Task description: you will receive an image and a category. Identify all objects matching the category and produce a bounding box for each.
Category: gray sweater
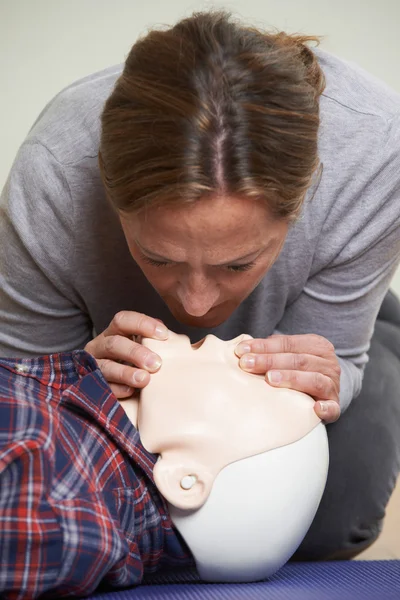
[1,48,399,411]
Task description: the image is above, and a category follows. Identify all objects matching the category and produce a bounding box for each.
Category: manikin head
[120,331,329,582]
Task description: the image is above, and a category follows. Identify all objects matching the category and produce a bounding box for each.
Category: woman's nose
[176,276,219,316]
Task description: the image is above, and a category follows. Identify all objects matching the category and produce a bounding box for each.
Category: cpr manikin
[120,331,329,583]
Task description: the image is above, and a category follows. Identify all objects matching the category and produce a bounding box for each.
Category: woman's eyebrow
[136,241,271,265]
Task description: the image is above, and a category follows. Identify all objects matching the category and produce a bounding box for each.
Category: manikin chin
[119,331,329,583]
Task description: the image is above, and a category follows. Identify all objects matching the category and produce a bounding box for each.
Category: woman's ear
[153,456,214,510]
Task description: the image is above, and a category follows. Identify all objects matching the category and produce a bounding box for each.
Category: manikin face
[120,194,288,328]
[135,332,321,510]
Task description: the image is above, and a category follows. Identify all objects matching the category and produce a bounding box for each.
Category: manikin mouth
[191,337,207,350]
[176,313,226,329]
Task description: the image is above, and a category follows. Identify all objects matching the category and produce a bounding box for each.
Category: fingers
[235,333,341,423]
[109,382,137,398]
[97,358,150,391]
[314,400,341,423]
[235,334,335,359]
[239,352,340,392]
[105,311,169,340]
[95,334,162,373]
[265,369,336,399]
[84,311,170,399]
[264,368,340,423]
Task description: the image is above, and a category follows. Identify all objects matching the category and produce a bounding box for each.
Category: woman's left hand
[235,334,341,423]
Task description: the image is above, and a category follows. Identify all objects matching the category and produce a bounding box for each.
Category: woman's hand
[85,311,169,398]
[235,334,341,423]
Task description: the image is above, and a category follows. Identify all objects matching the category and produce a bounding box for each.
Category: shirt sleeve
[0,141,93,356]
[275,115,400,412]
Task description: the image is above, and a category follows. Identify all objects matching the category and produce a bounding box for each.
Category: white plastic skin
[169,424,328,582]
[119,331,329,582]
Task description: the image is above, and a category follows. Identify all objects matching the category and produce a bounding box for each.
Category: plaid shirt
[0,350,193,599]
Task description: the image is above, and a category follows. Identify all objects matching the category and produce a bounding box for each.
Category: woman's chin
[181,316,224,328]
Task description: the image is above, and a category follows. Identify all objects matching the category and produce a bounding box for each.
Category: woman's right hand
[84,311,169,398]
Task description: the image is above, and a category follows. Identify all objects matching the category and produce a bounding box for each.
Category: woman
[1,8,400,575]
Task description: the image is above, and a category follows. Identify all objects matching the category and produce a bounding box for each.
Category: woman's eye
[142,256,170,267]
[226,262,256,273]
[141,255,256,272]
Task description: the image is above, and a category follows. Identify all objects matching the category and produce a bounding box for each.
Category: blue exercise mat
[87,560,400,600]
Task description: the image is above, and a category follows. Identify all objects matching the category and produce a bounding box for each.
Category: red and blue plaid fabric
[0,350,193,599]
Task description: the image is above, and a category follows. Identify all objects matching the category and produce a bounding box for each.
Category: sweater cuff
[337,356,364,413]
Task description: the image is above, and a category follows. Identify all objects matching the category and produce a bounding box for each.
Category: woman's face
[120,194,289,328]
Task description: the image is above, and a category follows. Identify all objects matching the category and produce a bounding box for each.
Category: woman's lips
[170,304,225,327]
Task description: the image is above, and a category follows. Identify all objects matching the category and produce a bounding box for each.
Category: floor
[355,477,400,560]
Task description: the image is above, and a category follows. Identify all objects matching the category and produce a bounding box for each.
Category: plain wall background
[1,0,399,293]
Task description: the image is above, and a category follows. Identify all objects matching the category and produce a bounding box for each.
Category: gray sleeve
[275,117,400,412]
[0,141,93,357]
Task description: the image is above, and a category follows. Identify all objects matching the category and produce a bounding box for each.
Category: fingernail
[154,325,169,340]
[319,400,337,413]
[144,356,162,371]
[268,371,282,384]
[236,343,251,357]
[133,370,147,384]
[239,354,255,369]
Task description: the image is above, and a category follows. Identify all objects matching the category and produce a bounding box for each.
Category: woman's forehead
[121,195,285,251]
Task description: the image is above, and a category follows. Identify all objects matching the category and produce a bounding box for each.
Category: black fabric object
[292,289,400,560]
